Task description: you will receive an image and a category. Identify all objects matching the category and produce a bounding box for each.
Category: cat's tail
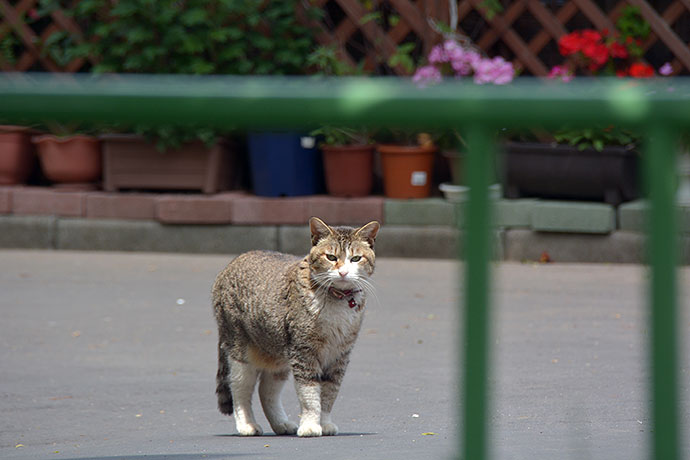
[216,341,234,416]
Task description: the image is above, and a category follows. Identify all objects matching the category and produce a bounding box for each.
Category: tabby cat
[212,217,380,437]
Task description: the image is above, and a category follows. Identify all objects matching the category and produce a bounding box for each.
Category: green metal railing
[1,73,687,460]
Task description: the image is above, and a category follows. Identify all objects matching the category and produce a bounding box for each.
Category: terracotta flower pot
[378,143,437,199]
[0,128,35,185]
[33,135,102,186]
[322,144,375,197]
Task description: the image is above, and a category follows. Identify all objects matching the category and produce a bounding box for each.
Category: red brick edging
[0,187,384,225]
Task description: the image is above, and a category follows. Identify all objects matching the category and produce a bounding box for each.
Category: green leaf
[181,8,208,26]
[190,59,215,74]
[360,12,382,25]
[181,35,204,53]
[111,2,138,17]
[126,27,154,44]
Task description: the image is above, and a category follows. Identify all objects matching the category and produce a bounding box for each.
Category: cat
[212,217,380,437]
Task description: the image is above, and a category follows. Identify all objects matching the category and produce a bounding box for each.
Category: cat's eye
[351,255,362,262]
[326,254,338,262]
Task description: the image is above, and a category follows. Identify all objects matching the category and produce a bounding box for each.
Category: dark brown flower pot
[33,134,101,187]
[504,141,639,205]
[322,144,375,197]
[0,127,35,185]
[378,143,436,199]
[101,135,237,194]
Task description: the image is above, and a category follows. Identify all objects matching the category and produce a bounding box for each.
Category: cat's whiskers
[347,275,380,309]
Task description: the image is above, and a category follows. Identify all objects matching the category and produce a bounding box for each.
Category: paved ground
[1,250,688,460]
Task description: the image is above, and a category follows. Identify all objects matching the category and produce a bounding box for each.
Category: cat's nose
[338,267,349,277]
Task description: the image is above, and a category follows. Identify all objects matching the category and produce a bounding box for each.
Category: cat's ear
[355,221,380,248]
[309,217,334,246]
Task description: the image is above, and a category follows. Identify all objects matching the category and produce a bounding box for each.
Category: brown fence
[2,0,689,75]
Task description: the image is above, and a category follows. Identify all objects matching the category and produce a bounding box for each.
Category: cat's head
[308,217,380,290]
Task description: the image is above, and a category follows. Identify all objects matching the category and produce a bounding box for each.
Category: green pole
[462,125,494,460]
[645,124,680,460]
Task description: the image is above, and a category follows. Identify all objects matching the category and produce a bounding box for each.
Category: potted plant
[0,125,35,185]
[32,122,101,189]
[374,130,438,199]
[505,6,663,205]
[312,125,375,197]
[307,47,374,197]
[101,130,238,194]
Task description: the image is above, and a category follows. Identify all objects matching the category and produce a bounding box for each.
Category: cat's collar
[328,287,362,309]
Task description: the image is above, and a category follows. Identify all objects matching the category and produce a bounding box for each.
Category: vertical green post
[645,124,679,460]
[462,125,493,460]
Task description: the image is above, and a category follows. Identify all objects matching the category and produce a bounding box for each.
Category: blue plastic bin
[247,132,323,197]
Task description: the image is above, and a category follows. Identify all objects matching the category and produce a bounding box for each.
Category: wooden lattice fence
[1,0,689,75]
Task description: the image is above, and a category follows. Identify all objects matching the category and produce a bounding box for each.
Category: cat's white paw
[273,421,298,436]
[236,421,263,436]
[321,422,338,436]
[297,421,322,437]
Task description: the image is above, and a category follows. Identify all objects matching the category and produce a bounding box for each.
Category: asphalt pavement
[1,250,688,460]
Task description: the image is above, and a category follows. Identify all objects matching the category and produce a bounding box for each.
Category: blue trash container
[247,132,323,197]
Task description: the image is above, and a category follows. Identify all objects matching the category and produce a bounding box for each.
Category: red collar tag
[328,287,362,309]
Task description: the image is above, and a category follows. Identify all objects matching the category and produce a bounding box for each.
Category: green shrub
[40,0,317,75]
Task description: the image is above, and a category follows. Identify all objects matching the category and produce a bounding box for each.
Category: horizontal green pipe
[1,73,690,129]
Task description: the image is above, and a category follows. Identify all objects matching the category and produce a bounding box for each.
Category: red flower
[629,62,654,78]
[609,42,628,59]
[580,30,602,45]
[558,32,583,56]
[583,42,609,68]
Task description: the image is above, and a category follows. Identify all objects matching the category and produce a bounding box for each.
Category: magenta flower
[659,62,673,76]
[547,65,574,82]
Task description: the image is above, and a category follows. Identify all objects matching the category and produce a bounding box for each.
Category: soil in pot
[0,130,35,185]
[34,135,102,189]
[322,144,375,197]
[378,144,436,199]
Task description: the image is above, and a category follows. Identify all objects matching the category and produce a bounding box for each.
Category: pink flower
[443,40,464,62]
[473,56,514,85]
[659,62,673,76]
[416,39,514,86]
[547,65,574,82]
[413,65,442,87]
[428,44,447,65]
[451,50,481,76]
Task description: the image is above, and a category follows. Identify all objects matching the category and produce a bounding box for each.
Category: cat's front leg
[294,380,323,437]
[320,411,338,436]
[318,355,349,436]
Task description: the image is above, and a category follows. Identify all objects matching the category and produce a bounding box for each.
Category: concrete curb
[3,214,686,263]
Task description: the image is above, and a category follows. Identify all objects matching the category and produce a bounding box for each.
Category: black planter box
[503,142,640,206]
